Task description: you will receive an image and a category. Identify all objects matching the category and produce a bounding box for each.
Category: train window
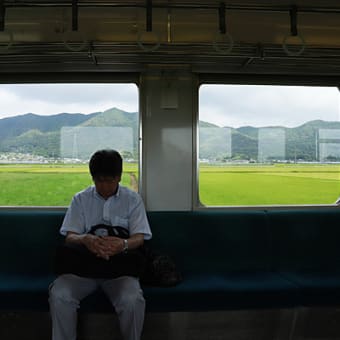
[198,84,340,206]
[0,83,139,206]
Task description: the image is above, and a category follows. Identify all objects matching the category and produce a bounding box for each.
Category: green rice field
[199,164,340,206]
[0,163,138,206]
[0,163,340,206]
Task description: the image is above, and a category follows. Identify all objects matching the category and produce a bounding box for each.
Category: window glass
[199,84,340,206]
[0,83,139,206]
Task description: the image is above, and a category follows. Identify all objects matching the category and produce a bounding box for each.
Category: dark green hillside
[0,108,138,159]
[80,108,138,159]
[231,130,258,160]
[236,126,258,139]
[199,121,220,128]
[1,108,340,162]
[0,112,99,140]
[82,107,137,127]
[200,120,340,161]
[2,129,59,158]
[285,120,340,161]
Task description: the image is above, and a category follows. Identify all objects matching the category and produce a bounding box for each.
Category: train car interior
[1,1,340,339]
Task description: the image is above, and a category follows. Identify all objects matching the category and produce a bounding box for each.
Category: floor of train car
[1,308,340,340]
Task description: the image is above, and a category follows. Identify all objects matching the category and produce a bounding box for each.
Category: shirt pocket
[111,216,129,228]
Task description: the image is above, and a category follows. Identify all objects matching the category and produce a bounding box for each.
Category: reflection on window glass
[199,84,340,206]
[61,127,134,161]
[258,128,285,162]
[318,129,340,162]
[0,83,139,206]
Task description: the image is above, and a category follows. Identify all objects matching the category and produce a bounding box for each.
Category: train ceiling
[1,0,340,74]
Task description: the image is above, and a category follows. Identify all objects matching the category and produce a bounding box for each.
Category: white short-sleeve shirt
[60,185,152,240]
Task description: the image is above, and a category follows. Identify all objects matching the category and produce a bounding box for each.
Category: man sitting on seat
[49,149,152,340]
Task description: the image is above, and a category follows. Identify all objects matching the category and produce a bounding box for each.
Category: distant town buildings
[0,152,85,164]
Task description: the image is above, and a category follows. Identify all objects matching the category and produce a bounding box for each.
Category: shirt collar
[93,184,120,200]
[115,185,121,197]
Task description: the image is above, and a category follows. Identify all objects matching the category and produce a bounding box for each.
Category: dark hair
[89,149,123,178]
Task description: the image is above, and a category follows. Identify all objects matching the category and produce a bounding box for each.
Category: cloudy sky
[0,83,139,118]
[0,83,339,128]
[200,84,340,128]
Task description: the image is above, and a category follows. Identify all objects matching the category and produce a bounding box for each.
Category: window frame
[195,74,340,210]
[0,73,141,208]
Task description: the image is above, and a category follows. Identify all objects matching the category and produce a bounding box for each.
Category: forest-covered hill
[1,107,340,161]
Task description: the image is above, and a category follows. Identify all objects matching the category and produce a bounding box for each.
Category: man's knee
[116,289,145,311]
[49,275,79,306]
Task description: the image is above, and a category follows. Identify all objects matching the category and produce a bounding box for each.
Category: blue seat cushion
[0,274,55,311]
[280,272,340,306]
[267,209,340,272]
[143,272,299,312]
[147,211,271,275]
[40,272,299,313]
[0,211,63,275]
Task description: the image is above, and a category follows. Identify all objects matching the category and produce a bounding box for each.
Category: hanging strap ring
[213,31,234,54]
[282,34,305,56]
[63,30,88,52]
[137,30,161,52]
[0,31,13,53]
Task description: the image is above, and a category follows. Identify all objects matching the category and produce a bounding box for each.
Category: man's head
[89,149,123,199]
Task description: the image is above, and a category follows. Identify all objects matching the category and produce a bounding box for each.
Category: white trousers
[49,274,145,340]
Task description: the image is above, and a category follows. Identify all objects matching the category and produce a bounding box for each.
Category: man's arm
[66,231,111,260]
[99,233,144,257]
[66,231,144,259]
[126,233,144,249]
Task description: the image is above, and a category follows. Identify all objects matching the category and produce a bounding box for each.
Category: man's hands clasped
[83,234,124,260]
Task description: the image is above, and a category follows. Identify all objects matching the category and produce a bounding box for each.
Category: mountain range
[0,108,139,160]
[0,107,340,162]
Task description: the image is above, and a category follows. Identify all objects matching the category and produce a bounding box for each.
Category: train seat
[267,209,340,307]
[0,208,339,313]
[143,211,299,311]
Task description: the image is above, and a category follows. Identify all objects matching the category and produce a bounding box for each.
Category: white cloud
[199,84,340,128]
[0,83,339,129]
[0,83,138,118]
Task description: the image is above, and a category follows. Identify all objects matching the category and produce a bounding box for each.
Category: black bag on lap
[55,224,183,286]
[54,224,146,279]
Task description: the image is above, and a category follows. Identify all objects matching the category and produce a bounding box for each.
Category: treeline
[1,108,340,162]
[200,120,340,162]
[0,108,139,160]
